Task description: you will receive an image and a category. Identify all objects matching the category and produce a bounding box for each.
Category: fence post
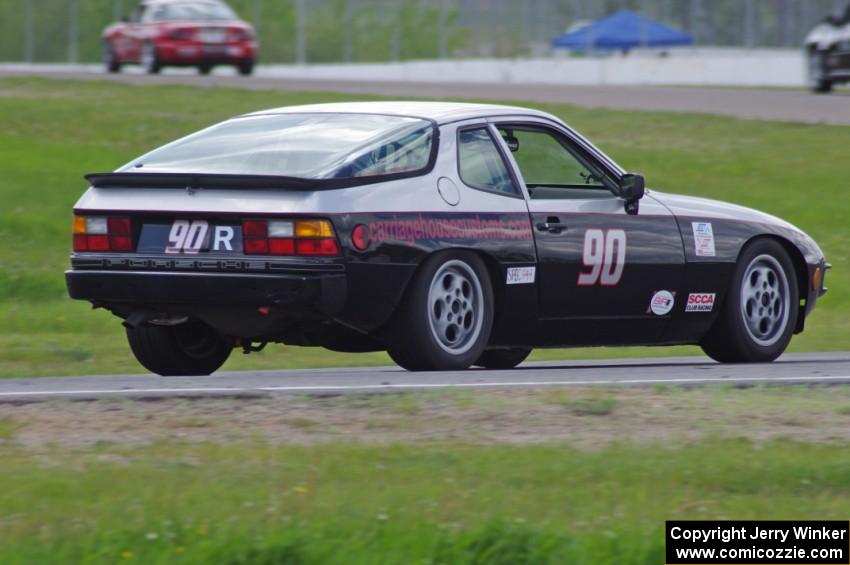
[294,0,305,64]
[744,0,755,47]
[391,0,400,62]
[68,0,79,63]
[24,0,34,63]
[252,0,260,43]
[343,0,352,62]
[438,0,448,59]
[688,0,701,44]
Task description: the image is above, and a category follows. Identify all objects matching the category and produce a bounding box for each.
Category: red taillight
[87,234,110,252]
[242,220,268,238]
[244,237,269,255]
[108,217,131,235]
[242,219,339,256]
[72,233,88,252]
[72,215,133,252]
[269,238,295,255]
[296,239,339,256]
[110,236,132,252]
[231,28,254,41]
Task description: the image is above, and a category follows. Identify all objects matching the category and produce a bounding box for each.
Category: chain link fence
[0,0,845,64]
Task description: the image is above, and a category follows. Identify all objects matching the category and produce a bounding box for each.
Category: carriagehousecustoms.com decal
[368,214,533,244]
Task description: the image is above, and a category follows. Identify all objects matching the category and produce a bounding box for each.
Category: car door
[491,119,685,345]
[121,3,152,61]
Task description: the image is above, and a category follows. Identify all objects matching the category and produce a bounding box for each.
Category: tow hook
[242,341,268,354]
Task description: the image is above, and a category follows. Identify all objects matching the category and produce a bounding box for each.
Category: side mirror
[619,173,645,215]
[619,173,645,200]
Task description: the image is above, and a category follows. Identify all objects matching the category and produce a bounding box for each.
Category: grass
[0,438,849,564]
[0,76,846,377]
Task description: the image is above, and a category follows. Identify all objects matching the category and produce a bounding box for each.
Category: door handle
[536,217,566,234]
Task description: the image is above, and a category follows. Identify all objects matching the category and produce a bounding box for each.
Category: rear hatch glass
[122,113,434,181]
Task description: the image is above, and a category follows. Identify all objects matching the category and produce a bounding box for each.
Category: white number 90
[577,228,626,286]
[165,220,209,255]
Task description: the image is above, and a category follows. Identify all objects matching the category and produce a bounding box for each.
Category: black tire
[198,64,212,75]
[237,59,254,76]
[387,252,493,371]
[126,320,232,376]
[808,50,833,93]
[475,348,532,369]
[141,42,162,74]
[103,42,121,73]
[701,239,799,363]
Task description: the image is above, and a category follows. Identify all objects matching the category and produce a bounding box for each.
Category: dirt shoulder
[2,385,850,449]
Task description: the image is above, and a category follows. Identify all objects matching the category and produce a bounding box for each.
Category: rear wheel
[474,348,532,369]
[808,50,833,93]
[237,59,254,76]
[126,320,232,376]
[103,42,121,73]
[141,42,162,74]
[701,239,798,363]
[387,252,493,371]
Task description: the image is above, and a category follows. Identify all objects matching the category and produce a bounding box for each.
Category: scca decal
[369,214,533,245]
[685,293,716,312]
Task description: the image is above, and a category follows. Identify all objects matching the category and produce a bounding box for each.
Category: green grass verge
[0,76,846,377]
[1,438,849,564]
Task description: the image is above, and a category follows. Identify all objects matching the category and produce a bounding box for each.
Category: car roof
[142,0,225,6]
[244,101,561,125]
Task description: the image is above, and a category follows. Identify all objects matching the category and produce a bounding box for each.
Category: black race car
[805,4,850,92]
[65,102,829,374]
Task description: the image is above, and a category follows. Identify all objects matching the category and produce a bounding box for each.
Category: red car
[103,0,257,76]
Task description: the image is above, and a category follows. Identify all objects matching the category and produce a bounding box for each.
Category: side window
[129,6,145,23]
[457,127,518,195]
[139,6,160,23]
[497,126,611,199]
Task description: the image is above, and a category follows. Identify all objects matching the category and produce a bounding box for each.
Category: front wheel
[808,50,833,93]
[141,42,162,74]
[701,239,798,363]
[126,320,232,376]
[103,42,121,73]
[474,347,532,369]
[388,252,493,371]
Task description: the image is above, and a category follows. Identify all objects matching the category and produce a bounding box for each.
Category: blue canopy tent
[551,11,694,52]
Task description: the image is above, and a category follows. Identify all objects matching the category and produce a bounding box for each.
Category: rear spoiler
[84,172,381,191]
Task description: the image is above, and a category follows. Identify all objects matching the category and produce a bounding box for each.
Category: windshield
[125,113,435,180]
[153,2,237,22]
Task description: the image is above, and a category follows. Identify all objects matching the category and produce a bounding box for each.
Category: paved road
[2,65,849,125]
[1,353,848,401]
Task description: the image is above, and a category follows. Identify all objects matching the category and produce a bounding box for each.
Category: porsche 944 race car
[65,102,829,375]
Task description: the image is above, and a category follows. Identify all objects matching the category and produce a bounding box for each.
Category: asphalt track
[0,353,848,401]
[1,65,849,125]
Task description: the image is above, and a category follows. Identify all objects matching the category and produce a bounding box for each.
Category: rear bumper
[155,40,256,64]
[65,270,346,315]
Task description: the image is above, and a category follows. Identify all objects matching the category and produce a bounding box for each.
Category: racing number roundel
[577,229,626,286]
